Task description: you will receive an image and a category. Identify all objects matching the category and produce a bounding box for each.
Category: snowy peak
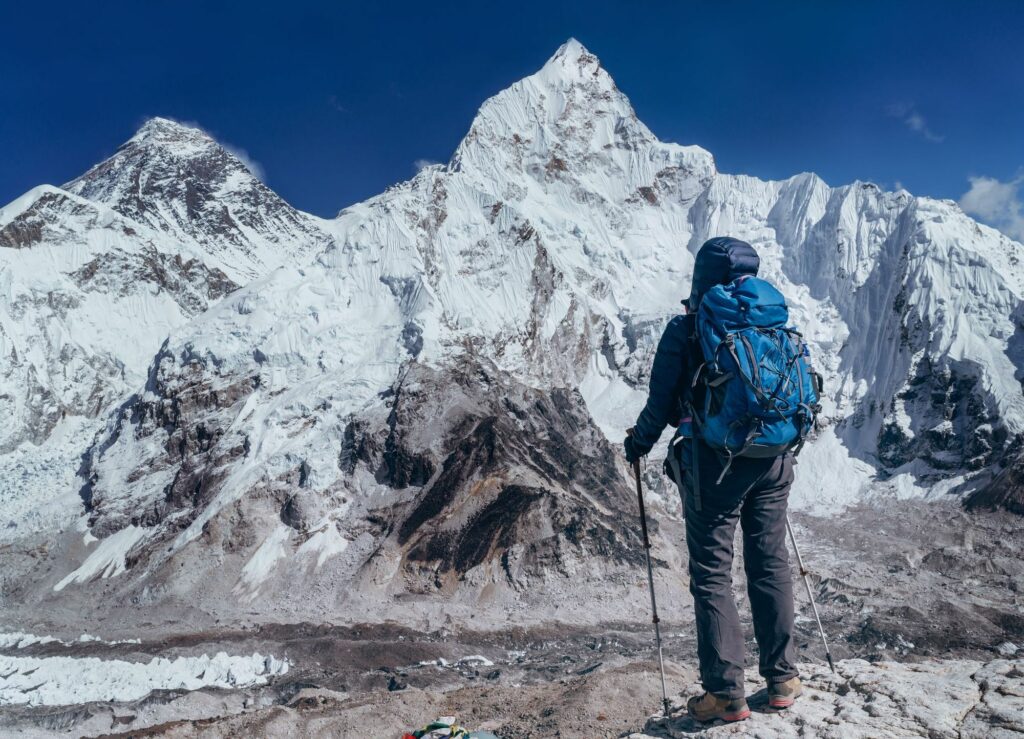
[536,38,610,86]
[127,116,215,148]
[61,117,334,280]
[64,116,247,204]
[449,38,709,182]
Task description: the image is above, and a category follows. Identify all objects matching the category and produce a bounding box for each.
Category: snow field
[0,651,289,707]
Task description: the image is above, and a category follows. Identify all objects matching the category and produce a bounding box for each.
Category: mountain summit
[451,38,713,186]
[63,117,333,278]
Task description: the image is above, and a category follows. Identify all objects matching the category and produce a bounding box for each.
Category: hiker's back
[688,275,822,473]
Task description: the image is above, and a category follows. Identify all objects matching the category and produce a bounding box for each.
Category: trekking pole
[627,430,672,717]
[785,515,836,673]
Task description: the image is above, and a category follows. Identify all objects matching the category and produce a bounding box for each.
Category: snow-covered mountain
[63,117,335,282]
[7,40,1024,622]
[0,118,338,536]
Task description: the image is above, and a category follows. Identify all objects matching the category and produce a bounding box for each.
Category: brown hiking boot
[768,677,803,708]
[686,692,751,722]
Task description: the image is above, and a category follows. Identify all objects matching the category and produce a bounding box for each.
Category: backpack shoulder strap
[677,313,700,406]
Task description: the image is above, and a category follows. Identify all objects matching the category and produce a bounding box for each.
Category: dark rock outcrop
[966,451,1024,515]
[344,358,644,585]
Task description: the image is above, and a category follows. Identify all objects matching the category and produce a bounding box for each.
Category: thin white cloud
[414,158,440,173]
[959,174,1024,241]
[886,103,944,143]
[221,142,266,182]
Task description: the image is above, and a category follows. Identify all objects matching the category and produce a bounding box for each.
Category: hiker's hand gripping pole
[627,428,672,717]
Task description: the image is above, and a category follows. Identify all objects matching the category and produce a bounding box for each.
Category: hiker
[624,237,818,723]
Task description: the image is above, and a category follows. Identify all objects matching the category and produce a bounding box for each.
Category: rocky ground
[72,657,1021,739]
[2,500,1022,738]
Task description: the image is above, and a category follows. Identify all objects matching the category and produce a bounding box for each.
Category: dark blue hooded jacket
[631,237,760,450]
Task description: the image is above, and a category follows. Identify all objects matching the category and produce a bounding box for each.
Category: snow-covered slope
[46,40,1023,619]
[0,119,338,537]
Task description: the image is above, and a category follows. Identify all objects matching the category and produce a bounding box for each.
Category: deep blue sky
[4,1,1022,220]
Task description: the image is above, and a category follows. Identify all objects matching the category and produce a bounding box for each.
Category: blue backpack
[688,276,822,481]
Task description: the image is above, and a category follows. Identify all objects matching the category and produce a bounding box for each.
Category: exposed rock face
[80,340,258,536]
[0,189,116,249]
[70,249,237,314]
[349,361,643,584]
[75,356,644,607]
[966,451,1024,514]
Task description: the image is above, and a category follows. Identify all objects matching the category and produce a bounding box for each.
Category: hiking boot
[686,692,751,722]
[768,676,803,709]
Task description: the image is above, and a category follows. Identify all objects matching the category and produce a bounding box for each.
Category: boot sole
[769,697,796,708]
[723,708,752,721]
[690,708,752,722]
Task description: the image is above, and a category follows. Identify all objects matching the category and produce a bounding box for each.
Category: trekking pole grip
[626,428,653,549]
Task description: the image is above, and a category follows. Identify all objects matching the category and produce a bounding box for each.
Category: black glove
[624,434,652,464]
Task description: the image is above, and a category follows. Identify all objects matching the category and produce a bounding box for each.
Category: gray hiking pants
[681,441,798,699]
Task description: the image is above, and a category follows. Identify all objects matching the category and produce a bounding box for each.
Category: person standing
[624,236,816,722]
